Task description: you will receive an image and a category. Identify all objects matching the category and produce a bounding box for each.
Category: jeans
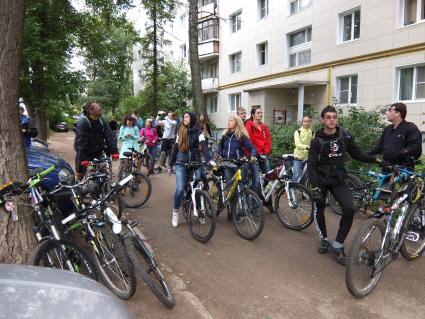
[173,164,187,210]
[292,160,302,182]
[147,146,156,160]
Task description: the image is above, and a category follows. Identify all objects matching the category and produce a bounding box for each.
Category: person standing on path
[292,116,313,182]
[155,110,177,173]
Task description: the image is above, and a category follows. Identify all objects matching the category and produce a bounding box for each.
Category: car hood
[27,148,73,172]
[0,264,134,319]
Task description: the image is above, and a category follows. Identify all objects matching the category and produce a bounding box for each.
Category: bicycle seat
[123,151,132,157]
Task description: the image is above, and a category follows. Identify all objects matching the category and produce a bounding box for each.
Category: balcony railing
[198,41,219,60]
[201,78,218,92]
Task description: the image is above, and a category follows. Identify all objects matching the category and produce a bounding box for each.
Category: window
[198,19,219,42]
[288,27,312,67]
[201,62,217,79]
[207,96,218,114]
[180,14,187,27]
[180,43,187,58]
[337,75,358,104]
[339,9,361,43]
[402,0,425,26]
[258,0,269,19]
[289,0,312,15]
[229,93,241,112]
[230,52,241,73]
[257,42,268,65]
[398,65,425,101]
[198,0,215,7]
[230,11,242,33]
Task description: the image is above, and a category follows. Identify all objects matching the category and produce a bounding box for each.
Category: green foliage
[269,122,299,157]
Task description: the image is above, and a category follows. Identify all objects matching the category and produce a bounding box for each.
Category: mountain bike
[117,147,152,209]
[180,162,217,243]
[122,219,175,308]
[138,138,155,175]
[0,166,97,281]
[263,155,314,231]
[207,158,265,241]
[345,167,424,298]
[61,173,138,300]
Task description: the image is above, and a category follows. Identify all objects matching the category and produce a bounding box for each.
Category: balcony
[198,40,219,61]
[201,78,218,92]
[198,1,217,20]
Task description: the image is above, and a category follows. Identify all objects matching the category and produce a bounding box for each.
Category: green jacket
[293,127,312,160]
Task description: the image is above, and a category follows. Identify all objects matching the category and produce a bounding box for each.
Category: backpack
[316,128,350,162]
[73,116,104,152]
[27,121,38,138]
[141,127,157,147]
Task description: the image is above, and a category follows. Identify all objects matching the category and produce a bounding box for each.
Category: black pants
[159,138,174,167]
[315,181,355,244]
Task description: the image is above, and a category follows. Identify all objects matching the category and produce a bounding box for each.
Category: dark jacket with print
[219,132,257,159]
[307,126,377,188]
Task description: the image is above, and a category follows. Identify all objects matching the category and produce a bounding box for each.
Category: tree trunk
[188,0,204,114]
[152,2,158,112]
[0,0,37,263]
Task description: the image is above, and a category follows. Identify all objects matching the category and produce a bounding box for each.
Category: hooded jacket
[245,119,271,155]
[307,126,377,188]
[170,112,211,165]
[219,132,257,159]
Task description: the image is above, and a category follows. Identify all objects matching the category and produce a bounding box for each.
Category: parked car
[55,122,68,132]
[0,264,135,319]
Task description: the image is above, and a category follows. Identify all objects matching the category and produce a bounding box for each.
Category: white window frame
[229,52,241,73]
[336,74,358,105]
[230,10,242,33]
[258,0,269,20]
[396,64,425,102]
[179,43,187,58]
[207,95,218,114]
[228,93,241,112]
[257,42,268,66]
[338,8,361,44]
[399,0,425,27]
[287,26,312,67]
[289,0,312,16]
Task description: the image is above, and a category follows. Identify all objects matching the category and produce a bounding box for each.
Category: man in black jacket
[74,102,118,180]
[307,106,382,265]
[369,102,422,168]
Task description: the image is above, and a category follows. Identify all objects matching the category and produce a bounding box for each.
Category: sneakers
[329,243,347,266]
[156,167,162,173]
[171,210,179,227]
[317,239,330,254]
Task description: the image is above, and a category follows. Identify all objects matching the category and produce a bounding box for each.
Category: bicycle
[345,166,424,298]
[61,173,138,299]
[137,138,155,175]
[0,166,97,281]
[117,147,152,209]
[207,158,265,241]
[121,219,175,308]
[262,155,314,231]
[180,162,217,243]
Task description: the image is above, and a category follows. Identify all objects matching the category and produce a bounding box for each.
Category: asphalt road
[49,132,425,319]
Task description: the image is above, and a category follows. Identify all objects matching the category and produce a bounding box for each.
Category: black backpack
[316,128,350,162]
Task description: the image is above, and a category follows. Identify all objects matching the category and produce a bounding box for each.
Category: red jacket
[245,119,271,155]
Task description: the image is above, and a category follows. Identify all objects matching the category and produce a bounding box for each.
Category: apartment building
[203,0,425,130]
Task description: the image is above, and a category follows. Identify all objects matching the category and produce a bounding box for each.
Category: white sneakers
[171,210,179,227]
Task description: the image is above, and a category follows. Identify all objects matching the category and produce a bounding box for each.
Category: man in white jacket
[155,111,177,172]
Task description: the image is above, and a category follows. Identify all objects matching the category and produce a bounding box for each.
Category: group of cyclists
[74,100,422,266]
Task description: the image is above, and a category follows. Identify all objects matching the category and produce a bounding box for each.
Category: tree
[140,0,176,112]
[188,0,204,114]
[0,0,37,263]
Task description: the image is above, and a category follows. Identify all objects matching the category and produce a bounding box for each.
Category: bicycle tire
[124,236,175,308]
[345,218,386,298]
[31,239,97,280]
[118,171,152,208]
[329,174,363,216]
[185,189,217,243]
[400,202,425,261]
[274,183,314,231]
[91,225,136,300]
[232,188,265,240]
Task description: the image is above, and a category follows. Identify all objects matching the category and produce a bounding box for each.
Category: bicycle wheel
[32,239,97,280]
[185,189,217,243]
[118,159,131,179]
[91,225,136,300]
[118,172,152,208]
[274,183,314,231]
[232,188,265,240]
[123,236,175,308]
[400,202,425,261]
[345,218,386,298]
[142,153,155,176]
[329,174,363,216]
